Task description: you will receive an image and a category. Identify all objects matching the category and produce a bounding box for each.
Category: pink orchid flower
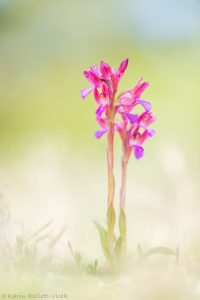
[81,59,128,100]
[94,78,154,144]
[81,58,155,159]
[81,58,129,140]
[80,59,129,118]
[116,79,151,114]
[116,111,156,159]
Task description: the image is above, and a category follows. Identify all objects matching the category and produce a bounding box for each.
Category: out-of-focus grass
[1,221,200,300]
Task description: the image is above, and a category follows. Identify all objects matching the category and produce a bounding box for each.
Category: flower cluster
[81,59,128,101]
[116,111,156,159]
[81,59,155,159]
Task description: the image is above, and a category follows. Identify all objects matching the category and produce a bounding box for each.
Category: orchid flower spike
[81,58,156,160]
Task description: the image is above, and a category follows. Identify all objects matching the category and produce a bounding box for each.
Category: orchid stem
[119,145,131,261]
[107,123,115,208]
[120,145,130,210]
[120,159,128,211]
[107,117,116,259]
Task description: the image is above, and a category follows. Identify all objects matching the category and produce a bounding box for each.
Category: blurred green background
[0,0,200,270]
[0,0,200,156]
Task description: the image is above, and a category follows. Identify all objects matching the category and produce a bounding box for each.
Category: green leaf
[119,210,126,238]
[107,206,116,235]
[85,259,98,275]
[93,221,111,261]
[115,236,123,259]
[146,246,176,258]
[68,242,84,269]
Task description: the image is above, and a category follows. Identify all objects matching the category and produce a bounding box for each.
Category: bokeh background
[0,0,200,298]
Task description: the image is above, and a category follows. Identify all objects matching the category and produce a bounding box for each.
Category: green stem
[120,160,128,211]
[119,145,130,210]
[106,101,116,261]
[119,208,126,263]
[107,122,115,208]
[118,146,131,261]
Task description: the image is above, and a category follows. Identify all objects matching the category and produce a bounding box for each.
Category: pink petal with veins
[100,61,111,78]
[131,80,149,99]
[117,58,128,81]
[83,70,101,86]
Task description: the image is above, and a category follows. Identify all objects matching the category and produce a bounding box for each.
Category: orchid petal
[96,117,107,129]
[94,129,107,139]
[118,96,132,105]
[147,128,156,137]
[133,145,144,159]
[96,104,106,118]
[139,111,156,126]
[138,99,151,111]
[117,58,128,81]
[102,82,111,99]
[138,128,155,144]
[83,70,101,86]
[90,65,100,76]
[80,87,94,100]
[131,80,149,99]
[111,71,118,93]
[100,61,111,78]
[125,113,138,124]
[94,88,100,103]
